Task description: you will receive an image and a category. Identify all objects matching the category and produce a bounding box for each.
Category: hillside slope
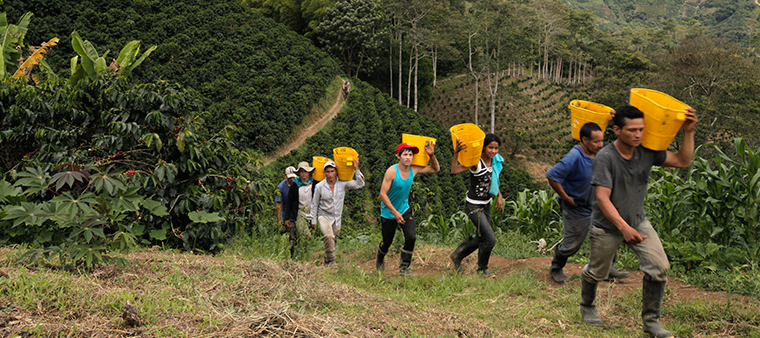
[421,73,590,166]
[562,0,760,43]
[2,0,340,154]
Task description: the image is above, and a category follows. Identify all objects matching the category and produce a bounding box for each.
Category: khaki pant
[289,207,313,258]
[318,216,340,265]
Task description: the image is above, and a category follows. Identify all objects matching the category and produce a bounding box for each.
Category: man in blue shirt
[546,122,629,283]
[275,166,297,256]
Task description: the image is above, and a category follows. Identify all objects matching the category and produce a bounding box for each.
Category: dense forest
[563,0,760,44]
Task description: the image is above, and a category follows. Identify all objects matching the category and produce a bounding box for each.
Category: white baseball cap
[323,160,337,169]
[284,166,297,178]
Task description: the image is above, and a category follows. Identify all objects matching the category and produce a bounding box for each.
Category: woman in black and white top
[449,133,504,278]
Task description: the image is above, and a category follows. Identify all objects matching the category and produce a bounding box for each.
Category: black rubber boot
[449,237,477,274]
[476,245,495,278]
[399,249,413,276]
[642,274,674,338]
[323,236,336,268]
[375,247,387,271]
[580,279,603,325]
[550,250,570,284]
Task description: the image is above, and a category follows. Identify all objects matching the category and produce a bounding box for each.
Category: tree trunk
[407,47,413,108]
[474,78,479,126]
[431,45,438,87]
[398,33,403,105]
[413,44,419,112]
[389,30,393,99]
[543,43,549,80]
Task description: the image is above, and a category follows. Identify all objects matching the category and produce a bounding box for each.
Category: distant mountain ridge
[562,0,760,44]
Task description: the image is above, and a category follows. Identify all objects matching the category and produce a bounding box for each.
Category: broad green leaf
[188,210,225,223]
[51,170,86,191]
[116,41,140,70]
[142,199,168,217]
[132,223,145,236]
[0,180,22,203]
[2,202,48,227]
[150,228,167,240]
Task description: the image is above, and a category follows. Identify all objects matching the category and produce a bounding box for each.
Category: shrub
[1,76,271,255]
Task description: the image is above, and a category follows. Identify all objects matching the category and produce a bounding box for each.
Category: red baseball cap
[395,143,419,155]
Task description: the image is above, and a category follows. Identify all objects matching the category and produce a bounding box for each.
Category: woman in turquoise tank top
[376,141,440,276]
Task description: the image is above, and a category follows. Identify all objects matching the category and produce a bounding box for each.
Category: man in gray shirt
[580,105,697,338]
[311,159,365,267]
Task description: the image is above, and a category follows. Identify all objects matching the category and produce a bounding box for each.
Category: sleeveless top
[380,164,414,219]
[466,159,492,205]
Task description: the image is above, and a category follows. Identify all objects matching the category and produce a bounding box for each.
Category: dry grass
[1,245,759,337]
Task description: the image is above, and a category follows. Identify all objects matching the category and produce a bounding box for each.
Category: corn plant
[647,138,760,271]
[419,211,472,245]
[506,189,561,241]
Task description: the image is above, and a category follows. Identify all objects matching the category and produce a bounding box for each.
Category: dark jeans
[456,202,496,271]
[379,208,417,253]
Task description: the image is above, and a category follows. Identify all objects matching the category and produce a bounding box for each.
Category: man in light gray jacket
[310,159,364,267]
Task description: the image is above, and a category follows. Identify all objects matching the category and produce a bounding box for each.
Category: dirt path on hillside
[263,90,345,166]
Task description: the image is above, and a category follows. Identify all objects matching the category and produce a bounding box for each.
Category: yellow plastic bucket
[402,134,437,167]
[450,123,485,167]
[630,88,688,151]
[332,147,358,181]
[312,156,332,181]
[568,100,612,141]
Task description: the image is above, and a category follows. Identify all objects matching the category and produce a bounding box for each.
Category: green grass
[2,229,760,337]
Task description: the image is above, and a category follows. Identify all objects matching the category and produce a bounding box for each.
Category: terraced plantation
[421,73,594,163]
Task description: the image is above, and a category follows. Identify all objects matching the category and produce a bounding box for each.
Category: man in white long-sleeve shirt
[311,159,365,267]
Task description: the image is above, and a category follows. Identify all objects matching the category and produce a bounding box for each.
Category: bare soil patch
[263,88,345,166]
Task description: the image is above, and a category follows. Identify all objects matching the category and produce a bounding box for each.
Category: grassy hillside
[1,239,759,337]
[421,74,592,165]
[2,0,340,154]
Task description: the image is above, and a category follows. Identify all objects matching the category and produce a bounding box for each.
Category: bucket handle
[676,112,686,121]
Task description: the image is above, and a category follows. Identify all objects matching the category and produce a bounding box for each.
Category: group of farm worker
[275,104,698,338]
[546,105,697,338]
[275,134,505,276]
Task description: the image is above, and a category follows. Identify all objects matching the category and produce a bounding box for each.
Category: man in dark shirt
[580,105,697,338]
